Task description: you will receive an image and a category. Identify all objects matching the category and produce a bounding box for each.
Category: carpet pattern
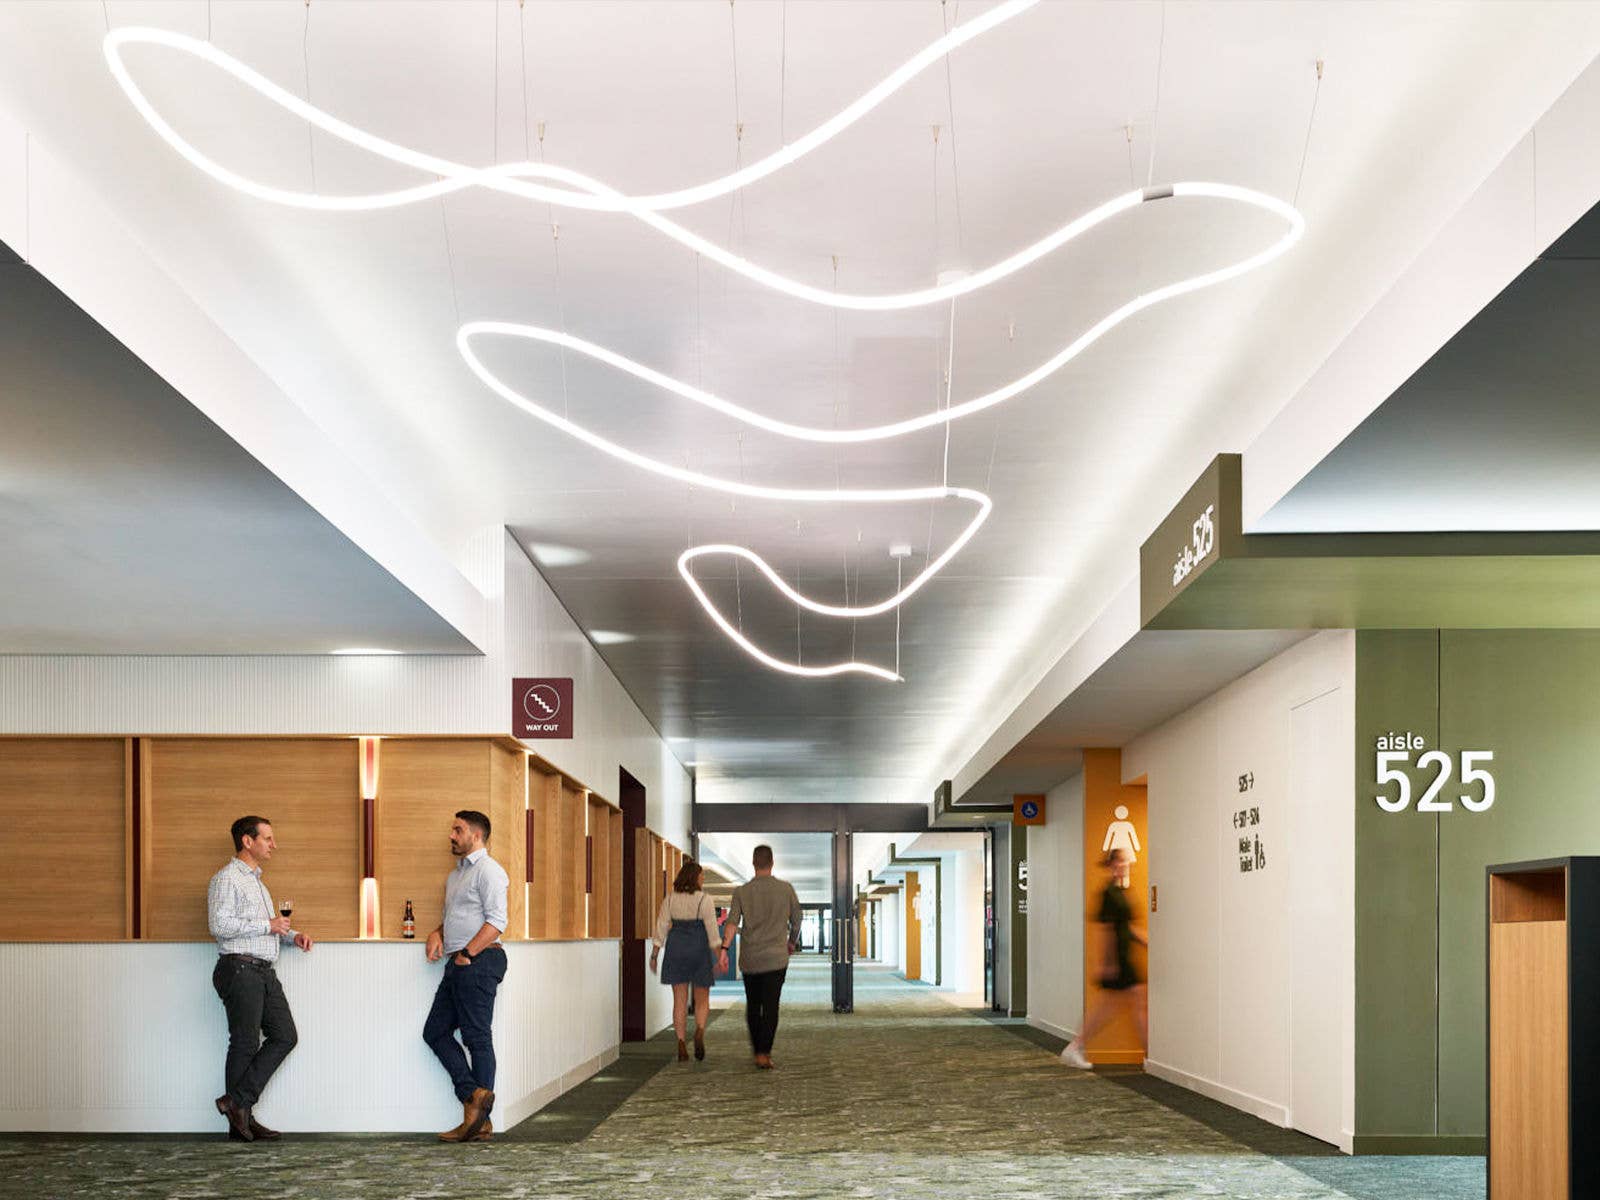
[0,961,1485,1200]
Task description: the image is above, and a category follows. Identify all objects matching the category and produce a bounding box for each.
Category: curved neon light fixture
[105,10,1305,681]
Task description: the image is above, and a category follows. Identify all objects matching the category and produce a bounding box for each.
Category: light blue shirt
[207,857,296,962]
[442,847,509,954]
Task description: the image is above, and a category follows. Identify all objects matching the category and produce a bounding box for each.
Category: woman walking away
[1060,848,1147,1069]
[651,860,728,1061]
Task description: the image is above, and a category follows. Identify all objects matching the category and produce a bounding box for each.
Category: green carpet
[0,961,1486,1199]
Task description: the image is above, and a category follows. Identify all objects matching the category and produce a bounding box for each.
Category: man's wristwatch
[458,949,475,961]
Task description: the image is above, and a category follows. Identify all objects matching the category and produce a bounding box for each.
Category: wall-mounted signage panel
[512,677,573,739]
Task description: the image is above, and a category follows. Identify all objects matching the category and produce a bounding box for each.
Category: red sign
[512,678,573,739]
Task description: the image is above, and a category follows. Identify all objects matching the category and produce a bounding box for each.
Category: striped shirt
[207,857,294,962]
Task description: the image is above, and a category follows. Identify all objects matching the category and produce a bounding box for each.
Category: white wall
[1122,630,1355,1149]
[948,842,985,995]
[0,940,618,1132]
[880,892,900,969]
[1027,773,1085,1041]
[0,528,693,1053]
[900,833,985,992]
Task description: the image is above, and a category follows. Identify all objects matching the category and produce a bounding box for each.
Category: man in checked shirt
[206,815,314,1142]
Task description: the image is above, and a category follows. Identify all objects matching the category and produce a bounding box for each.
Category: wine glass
[279,899,294,921]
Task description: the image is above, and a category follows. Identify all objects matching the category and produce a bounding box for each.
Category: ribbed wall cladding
[0,940,622,1132]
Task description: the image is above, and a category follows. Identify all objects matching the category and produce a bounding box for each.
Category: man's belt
[220,953,274,967]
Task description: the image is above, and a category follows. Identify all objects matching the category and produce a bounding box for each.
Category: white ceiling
[0,243,477,654]
[1,2,1596,802]
[1257,202,1600,534]
[698,830,834,903]
[961,627,1311,805]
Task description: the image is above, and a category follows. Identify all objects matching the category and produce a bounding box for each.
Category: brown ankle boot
[459,1087,494,1141]
[694,1030,706,1061]
[469,1119,493,1142]
[677,1038,689,1061]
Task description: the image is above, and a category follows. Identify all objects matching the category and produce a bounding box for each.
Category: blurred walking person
[1060,848,1147,1069]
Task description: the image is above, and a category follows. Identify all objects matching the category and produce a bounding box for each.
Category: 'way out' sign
[512,678,573,739]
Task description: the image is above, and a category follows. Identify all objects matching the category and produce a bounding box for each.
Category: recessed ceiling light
[527,542,592,568]
[588,630,635,646]
[331,648,402,656]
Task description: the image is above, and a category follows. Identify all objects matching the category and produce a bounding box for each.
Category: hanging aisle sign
[512,677,574,739]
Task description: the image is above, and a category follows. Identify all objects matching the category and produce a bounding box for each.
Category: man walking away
[720,844,802,1069]
[207,815,315,1142]
[423,810,509,1142]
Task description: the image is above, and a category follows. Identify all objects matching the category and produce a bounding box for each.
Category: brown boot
[676,1039,688,1062]
[459,1086,494,1142]
[246,1116,282,1141]
[469,1119,493,1142]
[694,1030,706,1061]
[215,1095,254,1142]
[438,1094,474,1142]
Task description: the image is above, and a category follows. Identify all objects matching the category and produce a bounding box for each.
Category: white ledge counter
[0,939,621,1133]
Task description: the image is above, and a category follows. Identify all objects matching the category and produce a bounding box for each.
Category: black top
[1097,883,1139,988]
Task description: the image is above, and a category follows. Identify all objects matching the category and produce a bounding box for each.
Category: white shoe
[1059,1043,1093,1069]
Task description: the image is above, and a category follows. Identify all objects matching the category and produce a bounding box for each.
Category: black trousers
[212,957,298,1108]
[741,967,787,1055]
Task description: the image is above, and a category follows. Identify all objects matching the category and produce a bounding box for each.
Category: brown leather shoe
[459,1086,494,1142]
[694,1030,706,1061]
[469,1119,493,1142]
[215,1095,254,1142]
[676,1039,689,1062]
[438,1096,473,1143]
[753,1053,773,1070]
[247,1116,281,1140]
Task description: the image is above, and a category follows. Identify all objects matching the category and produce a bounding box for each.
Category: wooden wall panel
[489,743,526,940]
[558,783,586,939]
[528,766,562,939]
[146,739,358,941]
[377,739,493,942]
[586,798,621,938]
[633,827,654,936]
[0,738,127,940]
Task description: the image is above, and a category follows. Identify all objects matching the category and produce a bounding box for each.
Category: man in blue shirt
[423,809,509,1143]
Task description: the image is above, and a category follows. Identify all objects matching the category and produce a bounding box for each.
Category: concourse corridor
[1,960,1483,1200]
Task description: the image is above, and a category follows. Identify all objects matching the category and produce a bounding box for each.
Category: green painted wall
[1354,630,1440,1143]
[1356,629,1600,1146]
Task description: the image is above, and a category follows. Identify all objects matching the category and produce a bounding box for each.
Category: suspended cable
[303,0,317,192]
[1293,58,1325,208]
[1146,1,1165,188]
[940,0,966,258]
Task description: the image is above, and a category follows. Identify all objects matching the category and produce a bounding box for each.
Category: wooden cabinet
[1487,858,1600,1200]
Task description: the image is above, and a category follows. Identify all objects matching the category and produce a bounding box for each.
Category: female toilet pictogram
[1102,805,1140,887]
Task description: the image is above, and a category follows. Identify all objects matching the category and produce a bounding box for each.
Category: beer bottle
[402,899,416,939]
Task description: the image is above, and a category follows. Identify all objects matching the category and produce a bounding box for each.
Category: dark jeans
[212,957,298,1108]
[742,967,787,1056]
[423,947,507,1101]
